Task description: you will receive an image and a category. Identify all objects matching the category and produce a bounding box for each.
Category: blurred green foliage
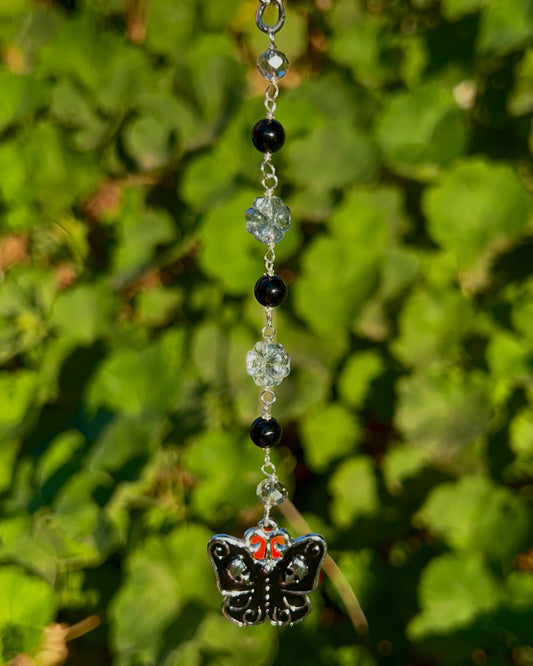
[0,0,532,664]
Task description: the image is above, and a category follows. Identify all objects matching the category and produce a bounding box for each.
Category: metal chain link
[256,0,286,35]
[264,81,279,119]
[261,449,278,478]
[264,244,276,275]
[261,154,278,195]
[262,307,276,342]
[260,387,276,419]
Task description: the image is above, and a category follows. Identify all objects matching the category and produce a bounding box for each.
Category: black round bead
[251,118,285,153]
[254,274,287,307]
[250,417,282,449]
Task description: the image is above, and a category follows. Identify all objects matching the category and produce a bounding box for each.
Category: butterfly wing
[268,534,327,626]
[208,534,267,626]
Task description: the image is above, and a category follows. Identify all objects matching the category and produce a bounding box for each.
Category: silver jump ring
[256,0,285,35]
[261,461,277,478]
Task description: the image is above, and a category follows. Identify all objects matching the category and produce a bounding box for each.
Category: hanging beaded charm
[208,0,327,627]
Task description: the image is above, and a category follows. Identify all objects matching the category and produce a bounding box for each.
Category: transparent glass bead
[257,48,289,80]
[245,196,291,245]
[257,478,287,507]
[246,342,290,387]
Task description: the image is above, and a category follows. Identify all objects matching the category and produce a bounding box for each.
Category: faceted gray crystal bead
[246,341,290,387]
[227,557,251,584]
[257,478,288,507]
[245,196,291,245]
[257,48,289,80]
[284,556,309,584]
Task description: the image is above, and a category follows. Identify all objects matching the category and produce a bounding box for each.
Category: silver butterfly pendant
[208,519,327,627]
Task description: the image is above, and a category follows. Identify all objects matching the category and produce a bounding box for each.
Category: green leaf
[326,549,381,610]
[111,190,177,284]
[508,49,533,116]
[35,430,85,486]
[300,404,360,472]
[510,408,533,459]
[0,370,37,434]
[478,0,533,54]
[376,80,468,178]
[417,475,532,561]
[512,281,533,342]
[50,283,116,345]
[198,189,260,296]
[382,444,428,494]
[441,0,490,20]
[408,553,501,640]
[423,159,532,267]
[0,440,18,493]
[0,565,57,657]
[395,369,492,460]
[180,103,258,210]
[51,469,114,551]
[294,188,393,336]
[330,15,400,86]
[183,430,261,520]
[0,71,48,132]
[123,116,174,170]
[505,570,533,611]
[194,613,277,666]
[145,0,197,58]
[40,13,151,113]
[89,415,168,474]
[87,329,186,416]
[329,456,379,528]
[393,287,475,367]
[0,122,100,219]
[333,646,378,666]
[136,287,183,328]
[178,34,245,136]
[286,122,379,192]
[111,524,215,662]
[338,350,385,409]
[486,330,532,387]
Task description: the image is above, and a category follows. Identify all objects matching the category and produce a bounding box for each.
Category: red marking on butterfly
[250,533,286,560]
[250,534,266,559]
[271,535,285,559]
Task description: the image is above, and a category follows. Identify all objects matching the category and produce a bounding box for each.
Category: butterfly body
[208,520,326,627]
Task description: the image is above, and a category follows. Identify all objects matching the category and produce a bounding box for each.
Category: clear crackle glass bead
[257,478,287,507]
[245,196,291,244]
[246,341,290,387]
[257,48,289,80]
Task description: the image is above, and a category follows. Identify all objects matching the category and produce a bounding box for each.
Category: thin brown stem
[279,499,369,635]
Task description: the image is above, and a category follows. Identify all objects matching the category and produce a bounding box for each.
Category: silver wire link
[262,307,276,341]
[264,81,279,119]
[256,0,286,36]
[261,154,278,195]
[264,244,276,276]
[261,449,278,478]
[260,387,276,418]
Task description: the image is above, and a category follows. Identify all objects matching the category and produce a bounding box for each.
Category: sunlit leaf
[330,456,380,528]
[423,159,532,266]
[395,369,492,460]
[417,475,532,561]
[408,553,501,639]
[300,403,360,472]
[376,80,468,178]
[87,329,186,415]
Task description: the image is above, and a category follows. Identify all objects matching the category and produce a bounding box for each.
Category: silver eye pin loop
[256,0,285,36]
